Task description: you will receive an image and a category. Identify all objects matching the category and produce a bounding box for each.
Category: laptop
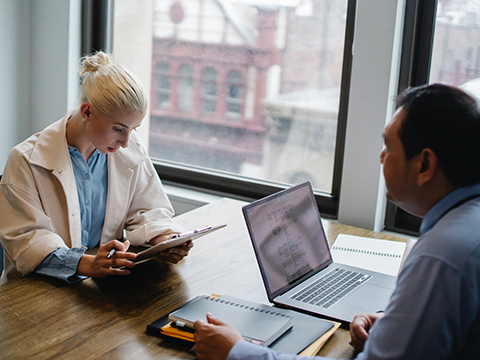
[242,182,397,324]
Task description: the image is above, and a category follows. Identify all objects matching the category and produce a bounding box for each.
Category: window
[386,0,480,235]
[430,0,480,92]
[202,67,218,113]
[156,62,171,109]
[113,0,356,218]
[226,70,243,117]
[178,64,195,112]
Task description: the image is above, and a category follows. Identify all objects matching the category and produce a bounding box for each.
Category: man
[193,84,480,360]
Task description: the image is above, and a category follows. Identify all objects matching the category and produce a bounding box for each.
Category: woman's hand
[149,233,194,264]
[76,239,137,278]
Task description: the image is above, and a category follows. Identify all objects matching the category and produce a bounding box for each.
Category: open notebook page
[331,234,407,276]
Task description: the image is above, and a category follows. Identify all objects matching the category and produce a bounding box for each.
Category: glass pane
[159,75,170,90]
[227,70,243,83]
[203,98,217,112]
[202,69,217,95]
[157,62,170,73]
[158,91,170,109]
[227,100,242,115]
[178,65,194,111]
[179,65,194,77]
[430,0,480,101]
[149,0,348,193]
[203,67,217,80]
[203,81,217,96]
[228,82,242,99]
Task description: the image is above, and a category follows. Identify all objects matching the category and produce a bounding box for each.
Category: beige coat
[0,113,184,283]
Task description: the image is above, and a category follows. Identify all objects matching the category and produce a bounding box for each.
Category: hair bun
[79,51,114,77]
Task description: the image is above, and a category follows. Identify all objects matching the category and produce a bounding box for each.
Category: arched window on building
[156,62,171,109]
[178,64,195,111]
[202,67,218,113]
[226,70,244,118]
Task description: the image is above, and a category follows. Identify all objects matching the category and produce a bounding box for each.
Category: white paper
[331,234,407,276]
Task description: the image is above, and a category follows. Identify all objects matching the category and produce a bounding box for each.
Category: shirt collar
[67,145,102,162]
[420,182,480,235]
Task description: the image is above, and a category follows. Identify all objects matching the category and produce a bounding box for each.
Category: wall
[0,0,32,172]
[0,0,80,172]
[338,0,405,231]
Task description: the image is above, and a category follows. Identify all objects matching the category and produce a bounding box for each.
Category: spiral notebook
[168,294,294,347]
[148,293,337,354]
[331,234,407,277]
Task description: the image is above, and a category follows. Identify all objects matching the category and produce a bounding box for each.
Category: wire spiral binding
[331,246,401,258]
[204,295,290,317]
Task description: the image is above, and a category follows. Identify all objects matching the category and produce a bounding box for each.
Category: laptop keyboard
[291,268,371,309]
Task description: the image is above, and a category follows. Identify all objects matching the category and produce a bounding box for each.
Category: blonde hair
[78,51,148,115]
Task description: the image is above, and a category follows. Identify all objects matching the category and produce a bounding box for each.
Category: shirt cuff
[227,340,269,360]
[227,339,333,360]
[34,247,88,284]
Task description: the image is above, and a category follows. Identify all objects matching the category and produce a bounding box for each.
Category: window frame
[152,0,357,219]
[384,0,438,235]
[81,0,113,55]
[93,0,357,219]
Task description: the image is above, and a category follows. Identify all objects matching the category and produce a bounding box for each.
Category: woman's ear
[80,103,92,121]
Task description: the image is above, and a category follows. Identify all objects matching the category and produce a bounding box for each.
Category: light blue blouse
[34,146,108,283]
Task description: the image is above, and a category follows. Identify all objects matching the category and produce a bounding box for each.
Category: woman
[0,52,192,284]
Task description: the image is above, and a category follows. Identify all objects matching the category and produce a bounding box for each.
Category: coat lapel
[29,113,83,248]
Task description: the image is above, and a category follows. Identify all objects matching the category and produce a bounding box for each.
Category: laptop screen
[243,182,332,300]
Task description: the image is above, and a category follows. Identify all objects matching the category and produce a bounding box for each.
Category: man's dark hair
[397,83,480,188]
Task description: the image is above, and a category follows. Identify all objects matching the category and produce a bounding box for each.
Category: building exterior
[150,0,282,173]
[431,0,480,102]
[149,0,347,191]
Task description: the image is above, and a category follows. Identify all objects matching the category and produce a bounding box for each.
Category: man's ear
[417,149,438,186]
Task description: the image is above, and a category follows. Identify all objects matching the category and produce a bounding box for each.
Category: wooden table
[0,198,410,360]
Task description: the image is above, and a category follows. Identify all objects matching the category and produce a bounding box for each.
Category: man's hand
[149,233,194,264]
[77,239,137,278]
[193,313,243,360]
[349,312,384,352]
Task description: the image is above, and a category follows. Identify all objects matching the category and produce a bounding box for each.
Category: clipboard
[133,224,226,263]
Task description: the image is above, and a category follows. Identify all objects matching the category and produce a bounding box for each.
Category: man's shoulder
[415,200,480,269]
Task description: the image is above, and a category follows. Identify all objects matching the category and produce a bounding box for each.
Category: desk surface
[0,198,410,360]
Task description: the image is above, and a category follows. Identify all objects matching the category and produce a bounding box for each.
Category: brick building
[149,0,346,189]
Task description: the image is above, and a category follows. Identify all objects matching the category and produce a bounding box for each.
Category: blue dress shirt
[228,183,480,360]
[34,146,108,283]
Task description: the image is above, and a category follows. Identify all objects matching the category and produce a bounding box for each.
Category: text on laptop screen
[245,183,332,298]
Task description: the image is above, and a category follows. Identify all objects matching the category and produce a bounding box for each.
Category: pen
[107,229,127,259]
